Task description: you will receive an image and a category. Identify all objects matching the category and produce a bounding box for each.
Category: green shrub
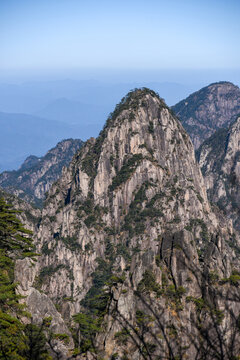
[148,121,154,134]
[114,328,130,345]
[109,154,143,191]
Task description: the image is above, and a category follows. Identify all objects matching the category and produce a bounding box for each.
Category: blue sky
[0,0,239,71]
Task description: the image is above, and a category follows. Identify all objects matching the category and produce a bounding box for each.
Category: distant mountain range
[0,138,83,206]
[173,81,240,149]
[0,79,194,114]
[0,111,100,171]
[1,80,240,173]
[35,97,109,124]
[0,79,197,172]
[8,88,240,359]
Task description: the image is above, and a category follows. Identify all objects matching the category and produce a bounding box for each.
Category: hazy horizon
[0,0,239,172]
[1,68,240,87]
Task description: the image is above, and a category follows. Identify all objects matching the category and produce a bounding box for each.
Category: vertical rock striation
[172,81,240,149]
[198,115,240,231]
[0,138,84,206]
[14,89,240,359]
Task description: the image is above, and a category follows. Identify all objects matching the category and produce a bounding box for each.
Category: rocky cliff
[14,89,240,359]
[197,115,240,231]
[172,81,240,149]
[0,138,84,206]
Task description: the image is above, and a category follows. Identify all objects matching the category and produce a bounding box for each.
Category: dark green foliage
[196,127,228,171]
[148,121,154,134]
[80,258,112,315]
[0,197,34,256]
[137,270,161,294]
[116,243,131,262]
[84,215,97,228]
[109,154,143,191]
[81,135,108,181]
[40,264,66,278]
[114,328,130,345]
[24,210,41,226]
[122,183,163,236]
[22,323,52,359]
[136,309,154,327]
[196,193,204,204]
[106,88,165,130]
[0,197,52,359]
[72,234,128,355]
[137,269,186,309]
[41,242,53,255]
[52,333,70,345]
[186,296,224,325]
[138,143,154,156]
[165,285,186,300]
[142,342,157,355]
[78,192,106,229]
[220,271,240,286]
[72,257,113,354]
[72,312,101,354]
[0,311,27,360]
[146,191,165,208]
[35,264,67,289]
[84,242,93,253]
[77,198,91,216]
[81,88,166,186]
[155,255,161,267]
[184,218,209,241]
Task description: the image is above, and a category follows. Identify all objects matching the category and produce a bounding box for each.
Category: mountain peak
[208,80,236,87]
[14,88,240,359]
[105,87,167,128]
[172,81,240,149]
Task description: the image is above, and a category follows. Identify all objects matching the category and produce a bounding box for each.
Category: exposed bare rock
[0,138,84,206]
[12,89,240,359]
[172,81,240,149]
[197,115,240,232]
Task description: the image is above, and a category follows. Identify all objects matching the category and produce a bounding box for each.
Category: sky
[0,0,240,72]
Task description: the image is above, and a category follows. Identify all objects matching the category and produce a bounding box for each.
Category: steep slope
[172,81,240,149]
[16,89,240,359]
[197,115,240,231]
[0,188,74,358]
[0,139,84,206]
[0,188,41,233]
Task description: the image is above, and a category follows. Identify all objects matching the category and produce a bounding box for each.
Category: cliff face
[14,89,240,359]
[197,115,240,231]
[0,139,83,206]
[172,81,240,149]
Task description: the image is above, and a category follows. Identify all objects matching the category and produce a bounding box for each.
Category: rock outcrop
[0,139,84,206]
[172,81,240,149]
[12,89,240,359]
[197,115,240,231]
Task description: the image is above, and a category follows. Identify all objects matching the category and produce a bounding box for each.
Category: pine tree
[0,197,42,359]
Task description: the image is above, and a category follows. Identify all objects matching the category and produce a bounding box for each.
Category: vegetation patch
[72,238,127,355]
[109,154,143,191]
[122,182,163,236]
[61,235,82,251]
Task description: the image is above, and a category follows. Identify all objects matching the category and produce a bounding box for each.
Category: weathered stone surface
[11,89,240,359]
[172,81,240,149]
[198,115,240,231]
[0,138,83,206]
